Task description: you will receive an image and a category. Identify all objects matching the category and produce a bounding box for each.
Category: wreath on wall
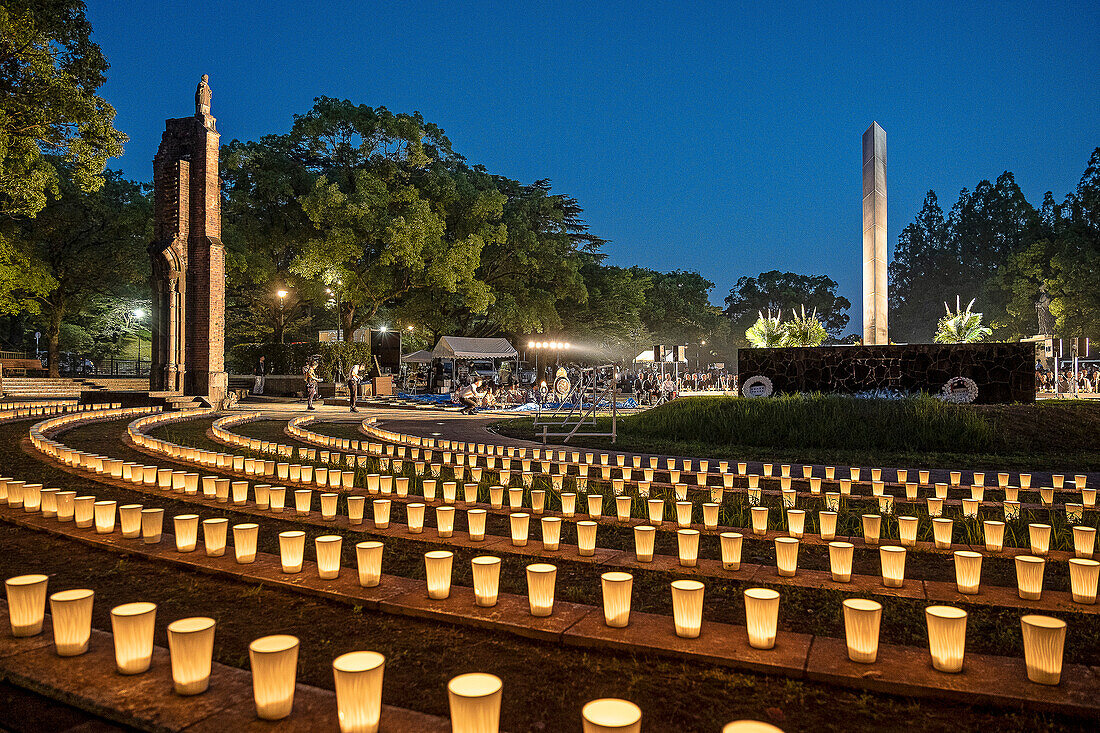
[939,376,979,404]
[741,375,774,398]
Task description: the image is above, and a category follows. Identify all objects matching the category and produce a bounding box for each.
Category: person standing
[347,362,363,413]
[303,358,321,411]
[252,355,267,395]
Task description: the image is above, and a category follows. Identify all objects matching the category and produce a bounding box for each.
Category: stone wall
[736,343,1035,403]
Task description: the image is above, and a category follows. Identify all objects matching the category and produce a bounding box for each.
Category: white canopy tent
[633,349,687,363]
[401,349,434,364]
[431,336,518,360]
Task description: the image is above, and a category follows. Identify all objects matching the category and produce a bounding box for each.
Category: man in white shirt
[458,378,483,414]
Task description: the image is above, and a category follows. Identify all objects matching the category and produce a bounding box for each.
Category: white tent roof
[401,349,434,363]
[634,349,687,363]
[431,336,518,360]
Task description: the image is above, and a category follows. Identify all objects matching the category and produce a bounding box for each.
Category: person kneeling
[458,378,483,415]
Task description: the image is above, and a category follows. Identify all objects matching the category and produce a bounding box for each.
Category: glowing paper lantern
[587,494,604,518]
[447,672,502,733]
[140,508,163,544]
[842,598,882,663]
[110,601,157,674]
[315,535,343,580]
[167,617,216,695]
[526,563,557,617]
[73,496,95,528]
[1068,558,1098,604]
[407,503,425,534]
[5,574,48,636]
[601,572,633,628]
[279,531,306,573]
[750,506,769,536]
[818,510,837,541]
[931,518,953,549]
[671,579,705,638]
[983,520,1005,552]
[703,502,719,529]
[1015,555,1046,600]
[425,550,453,599]
[234,523,259,564]
[354,541,383,588]
[333,650,385,733]
[174,514,200,552]
[582,698,642,733]
[678,529,700,567]
[49,588,93,656]
[510,512,530,547]
[1028,523,1051,556]
[879,545,906,588]
[1020,615,1065,685]
[249,635,300,720]
[202,518,228,557]
[829,541,854,582]
[467,508,487,541]
[269,486,286,513]
[1073,526,1096,559]
[561,492,576,517]
[472,556,501,607]
[634,525,655,562]
[861,514,881,546]
[577,520,597,556]
[371,499,391,530]
[953,551,982,594]
[774,537,799,577]
[93,500,116,534]
[541,517,562,551]
[436,506,455,538]
[720,532,743,571]
[925,605,966,673]
[743,587,780,649]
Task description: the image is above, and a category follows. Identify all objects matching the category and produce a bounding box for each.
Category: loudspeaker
[674,346,686,362]
[370,330,402,374]
[653,345,665,362]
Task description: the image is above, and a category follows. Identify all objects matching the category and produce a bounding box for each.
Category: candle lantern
[249,634,300,720]
[842,598,882,663]
[1020,615,1065,685]
[743,587,780,649]
[110,602,157,674]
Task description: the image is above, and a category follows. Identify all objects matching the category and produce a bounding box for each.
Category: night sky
[87,0,1099,311]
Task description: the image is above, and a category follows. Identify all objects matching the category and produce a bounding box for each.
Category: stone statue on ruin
[195,74,211,116]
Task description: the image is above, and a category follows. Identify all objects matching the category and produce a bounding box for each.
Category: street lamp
[276,290,289,344]
[132,309,146,376]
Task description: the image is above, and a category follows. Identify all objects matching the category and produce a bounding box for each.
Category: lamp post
[276,290,288,344]
[325,287,342,342]
[133,309,145,376]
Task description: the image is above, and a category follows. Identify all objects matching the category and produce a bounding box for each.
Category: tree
[0,0,126,219]
[11,163,150,374]
[889,191,950,342]
[633,268,724,345]
[725,271,850,346]
[934,297,992,344]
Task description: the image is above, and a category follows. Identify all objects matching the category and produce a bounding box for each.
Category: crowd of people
[1036,362,1100,394]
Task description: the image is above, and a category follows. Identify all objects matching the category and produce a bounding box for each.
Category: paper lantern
[861,514,881,546]
[577,520,597,557]
[675,500,692,528]
[526,563,557,617]
[1003,500,1021,521]
[1068,558,1098,604]
[925,605,966,673]
[671,579,705,639]
[249,635,300,720]
[879,545,906,588]
[140,508,163,544]
[561,492,576,517]
[581,698,641,733]
[73,495,95,528]
[55,491,76,522]
[1004,486,1019,502]
[443,481,457,504]
[425,550,453,599]
[647,499,664,526]
[293,489,312,516]
[926,497,943,517]
[904,483,918,499]
[931,518,952,549]
[472,556,501,608]
[467,508,487,541]
[774,537,799,577]
[890,515,914,547]
[110,601,157,674]
[466,482,481,504]
[678,529,700,567]
[423,480,438,501]
[612,495,630,522]
[447,672,502,733]
[333,650,385,733]
[842,598,882,663]
[719,531,743,571]
[953,551,982,594]
[5,574,48,637]
[234,523,259,564]
[750,506,769,536]
[436,506,455,538]
[93,500,116,534]
[1028,523,1051,556]
[634,525,655,562]
[540,516,562,551]
[510,512,530,547]
[961,498,979,518]
[1073,526,1096,559]
[269,486,286,513]
[316,535,343,580]
[174,514,200,552]
[744,587,779,649]
[49,588,93,656]
[721,721,784,732]
[202,518,228,557]
[1015,555,1045,600]
[786,509,805,538]
[983,520,1005,552]
[279,531,306,573]
[587,494,604,518]
[601,572,632,628]
[395,495,422,530]
[352,541,383,588]
[167,617,216,695]
[22,483,42,512]
[1020,615,1065,685]
[319,492,338,521]
[824,492,839,512]
[818,510,837,541]
[829,541,853,582]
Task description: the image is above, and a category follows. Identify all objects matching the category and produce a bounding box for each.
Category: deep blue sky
[87,1,1099,314]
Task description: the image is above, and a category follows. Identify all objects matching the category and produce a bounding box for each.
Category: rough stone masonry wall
[736,343,1035,403]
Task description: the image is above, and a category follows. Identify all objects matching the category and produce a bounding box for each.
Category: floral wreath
[939,376,978,404]
[741,375,774,398]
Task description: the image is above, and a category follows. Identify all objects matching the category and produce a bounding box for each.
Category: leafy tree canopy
[725,270,850,346]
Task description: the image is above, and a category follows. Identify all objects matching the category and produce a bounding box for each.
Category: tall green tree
[724,271,850,346]
[12,164,150,374]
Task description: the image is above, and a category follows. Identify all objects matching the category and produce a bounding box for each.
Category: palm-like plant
[934,296,993,343]
[746,310,785,347]
[782,305,828,347]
